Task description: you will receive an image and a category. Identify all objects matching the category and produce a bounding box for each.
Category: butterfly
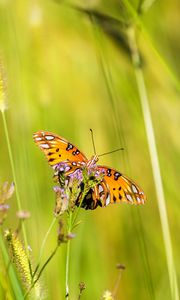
[33,131,146,210]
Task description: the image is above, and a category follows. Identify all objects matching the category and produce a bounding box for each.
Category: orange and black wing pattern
[97,166,146,206]
[33,131,87,168]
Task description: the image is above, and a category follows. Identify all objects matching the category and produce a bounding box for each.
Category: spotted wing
[97,166,146,206]
[33,131,87,168]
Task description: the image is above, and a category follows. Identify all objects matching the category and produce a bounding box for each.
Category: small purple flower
[0,203,10,211]
[53,162,71,173]
[87,165,105,179]
[68,169,83,183]
[53,186,68,200]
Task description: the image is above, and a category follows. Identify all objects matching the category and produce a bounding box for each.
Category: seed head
[4,229,32,290]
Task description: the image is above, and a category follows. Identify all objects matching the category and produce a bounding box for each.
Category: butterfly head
[87,155,99,168]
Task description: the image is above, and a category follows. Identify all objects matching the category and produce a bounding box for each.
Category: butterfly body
[33,131,146,209]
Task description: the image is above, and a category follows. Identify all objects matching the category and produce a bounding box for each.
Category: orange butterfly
[33,131,146,210]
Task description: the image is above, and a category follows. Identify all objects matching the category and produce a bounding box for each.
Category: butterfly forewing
[97,166,146,206]
[33,131,87,168]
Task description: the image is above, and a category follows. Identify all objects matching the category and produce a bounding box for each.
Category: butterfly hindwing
[97,166,146,206]
[33,131,87,168]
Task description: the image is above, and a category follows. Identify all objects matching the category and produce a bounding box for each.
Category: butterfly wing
[33,131,88,168]
[96,166,146,206]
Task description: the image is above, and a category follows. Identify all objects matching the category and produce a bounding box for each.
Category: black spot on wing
[107,169,112,177]
[113,195,117,202]
[49,158,55,162]
[48,152,53,156]
[66,143,74,151]
[114,172,122,181]
[72,149,80,156]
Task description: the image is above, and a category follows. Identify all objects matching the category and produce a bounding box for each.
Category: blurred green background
[0,0,180,299]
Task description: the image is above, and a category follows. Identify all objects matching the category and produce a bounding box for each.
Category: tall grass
[127,25,179,300]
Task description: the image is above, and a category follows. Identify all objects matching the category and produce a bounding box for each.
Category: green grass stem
[1,111,29,259]
[25,243,60,299]
[65,211,73,299]
[33,216,57,278]
[128,26,179,300]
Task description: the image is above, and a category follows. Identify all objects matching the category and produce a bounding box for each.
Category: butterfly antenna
[90,129,97,155]
[98,148,124,157]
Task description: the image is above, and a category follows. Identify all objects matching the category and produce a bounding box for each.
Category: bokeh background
[0,0,180,299]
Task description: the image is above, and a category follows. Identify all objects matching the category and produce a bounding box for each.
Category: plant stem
[1,111,29,257]
[128,26,179,300]
[33,217,57,278]
[65,211,73,299]
[72,191,85,228]
[24,244,60,299]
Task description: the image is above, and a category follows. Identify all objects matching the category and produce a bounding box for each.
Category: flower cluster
[53,161,105,215]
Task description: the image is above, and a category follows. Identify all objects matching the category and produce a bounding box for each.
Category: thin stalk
[1,111,29,258]
[72,190,86,228]
[128,26,179,300]
[65,187,90,298]
[24,244,59,299]
[33,217,57,278]
[65,211,73,299]
[112,270,123,298]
